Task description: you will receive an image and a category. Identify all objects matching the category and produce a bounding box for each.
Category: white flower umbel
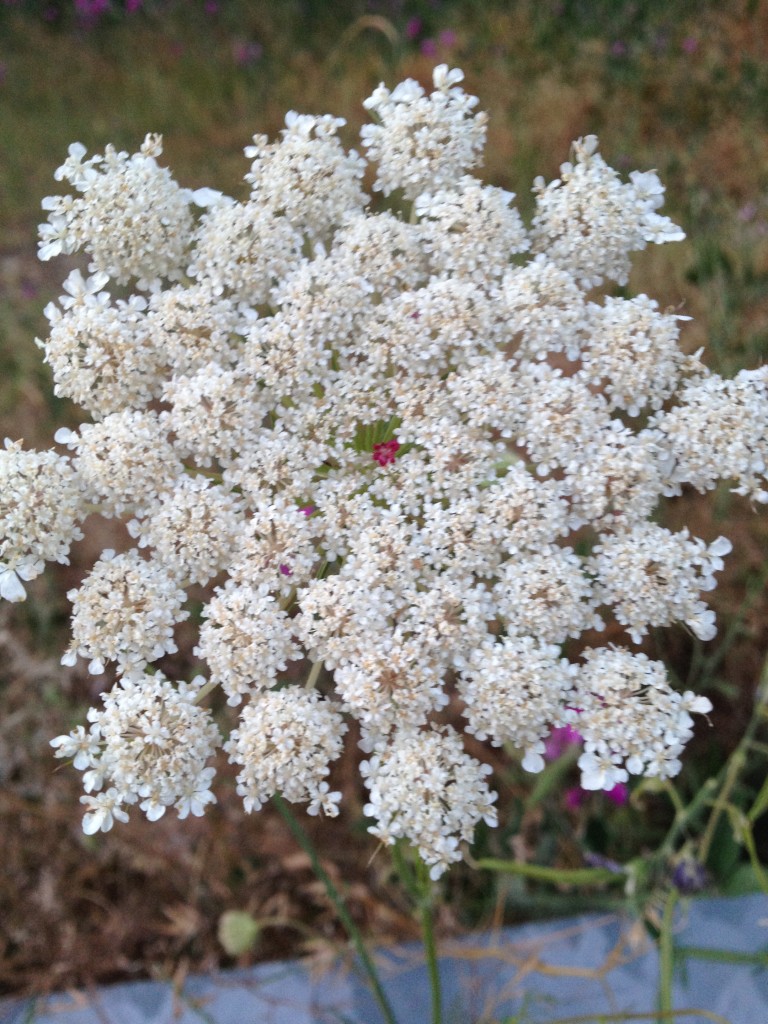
[573,647,713,787]
[361,65,488,199]
[530,134,684,288]
[63,549,190,674]
[245,111,367,242]
[39,135,194,288]
[52,672,220,830]
[0,439,85,601]
[225,688,347,816]
[1,65,754,865]
[361,726,498,880]
[195,580,300,706]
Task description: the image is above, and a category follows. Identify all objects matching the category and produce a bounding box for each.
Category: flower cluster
[4,66,763,876]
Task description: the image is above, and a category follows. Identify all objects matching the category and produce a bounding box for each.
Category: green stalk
[698,651,768,865]
[545,1012,731,1024]
[675,944,768,965]
[476,858,627,887]
[657,888,678,1020]
[271,793,399,1024]
[415,857,442,1024]
[391,843,443,1024]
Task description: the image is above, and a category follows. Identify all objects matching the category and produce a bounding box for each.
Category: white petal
[0,569,27,602]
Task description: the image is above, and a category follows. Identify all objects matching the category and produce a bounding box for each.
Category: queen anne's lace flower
[127,475,245,586]
[572,648,713,787]
[225,689,347,815]
[589,525,732,643]
[0,439,84,601]
[39,135,194,287]
[361,726,498,879]
[245,112,367,241]
[415,176,529,282]
[52,672,220,830]
[188,198,303,304]
[195,580,300,706]
[530,135,684,288]
[63,549,190,674]
[361,65,488,199]
[55,409,183,516]
[457,637,576,763]
[6,67,752,870]
[649,367,768,502]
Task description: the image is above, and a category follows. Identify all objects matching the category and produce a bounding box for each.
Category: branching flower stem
[271,792,399,1024]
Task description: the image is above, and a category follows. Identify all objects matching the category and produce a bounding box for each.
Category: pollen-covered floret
[40,272,163,416]
[649,367,768,502]
[225,688,347,815]
[573,647,713,788]
[457,636,576,767]
[195,580,300,706]
[245,111,367,241]
[39,135,195,288]
[63,548,190,674]
[415,176,529,282]
[187,197,303,305]
[360,725,498,879]
[530,135,684,288]
[589,524,732,643]
[55,409,183,516]
[52,672,220,831]
[0,439,84,601]
[128,475,245,586]
[361,65,488,200]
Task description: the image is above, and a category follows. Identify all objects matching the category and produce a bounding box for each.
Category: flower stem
[271,793,399,1024]
[391,844,443,1024]
[415,858,443,1024]
[657,887,678,1017]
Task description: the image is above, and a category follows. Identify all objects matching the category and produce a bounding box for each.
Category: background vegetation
[1,0,768,1009]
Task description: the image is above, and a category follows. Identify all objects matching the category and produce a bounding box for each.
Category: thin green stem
[544,1012,731,1024]
[476,858,627,887]
[657,888,678,1019]
[657,777,718,859]
[271,793,399,1024]
[415,858,442,1024]
[698,651,768,864]
[304,657,324,691]
[676,944,768,965]
[192,679,218,705]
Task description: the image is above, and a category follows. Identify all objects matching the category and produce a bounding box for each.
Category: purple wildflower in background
[681,36,699,54]
[75,0,109,16]
[605,782,629,805]
[544,724,582,761]
[232,40,263,66]
[405,16,421,40]
[565,786,585,809]
[672,858,709,893]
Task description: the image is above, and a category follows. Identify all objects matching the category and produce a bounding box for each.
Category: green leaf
[747,773,768,823]
[524,745,579,809]
[721,862,763,896]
